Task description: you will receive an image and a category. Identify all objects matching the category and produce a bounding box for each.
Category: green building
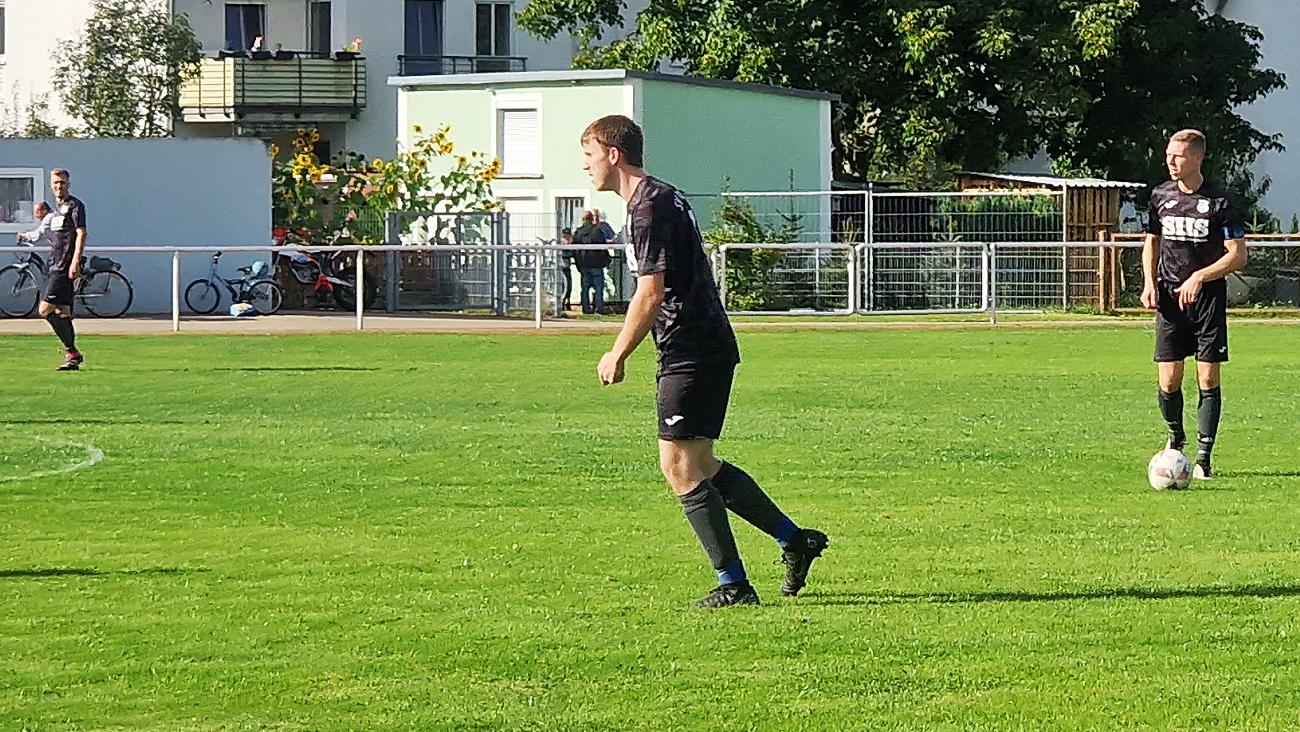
[390,69,836,242]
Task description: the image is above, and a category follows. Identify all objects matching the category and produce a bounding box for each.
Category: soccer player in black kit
[1142,130,1247,480]
[581,114,828,608]
[41,168,88,371]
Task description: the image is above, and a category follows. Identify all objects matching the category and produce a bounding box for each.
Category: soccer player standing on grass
[41,169,88,371]
[581,114,828,608]
[1142,130,1247,479]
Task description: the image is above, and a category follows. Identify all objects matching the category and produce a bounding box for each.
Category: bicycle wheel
[184,279,221,314]
[331,275,379,311]
[78,270,133,318]
[246,280,283,315]
[0,265,39,318]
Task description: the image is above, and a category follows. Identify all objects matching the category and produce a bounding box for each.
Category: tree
[519,0,1284,189]
[53,0,202,137]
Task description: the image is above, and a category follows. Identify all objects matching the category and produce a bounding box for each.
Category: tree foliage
[519,0,1284,188]
[53,0,202,137]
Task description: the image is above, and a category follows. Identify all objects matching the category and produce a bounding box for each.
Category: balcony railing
[179,52,367,124]
[397,54,527,76]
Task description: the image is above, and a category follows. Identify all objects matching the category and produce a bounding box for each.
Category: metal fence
[716,240,1300,316]
[699,189,1081,311]
[3,240,1296,330]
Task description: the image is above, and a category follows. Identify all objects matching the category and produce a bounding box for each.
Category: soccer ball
[1147,449,1192,490]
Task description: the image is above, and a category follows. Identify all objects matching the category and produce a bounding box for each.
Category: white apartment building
[0,0,631,158]
[1212,0,1300,224]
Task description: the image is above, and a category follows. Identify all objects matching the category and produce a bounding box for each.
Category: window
[224,3,266,51]
[309,1,331,55]
[405,1,444,57]
[0,169,46,233]
[497,108,539,176]
[0,1,7,59]
[475,2,512,56]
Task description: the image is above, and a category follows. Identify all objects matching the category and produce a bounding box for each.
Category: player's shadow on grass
[213,366,380,372]
[805,583,1300,606]
[0,567,209,580]
[0,417,188,426]
[1215,469,1300,479]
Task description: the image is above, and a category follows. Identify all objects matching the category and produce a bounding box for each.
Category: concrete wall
[0,138,272,314]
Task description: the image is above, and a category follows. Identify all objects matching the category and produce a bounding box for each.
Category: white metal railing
[3,239,1298,330]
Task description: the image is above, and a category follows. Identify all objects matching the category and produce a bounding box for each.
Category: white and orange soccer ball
[1148,449,1193,490]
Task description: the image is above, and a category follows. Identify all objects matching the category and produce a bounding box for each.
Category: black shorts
[1155,279,1228,363]
[656,368,734,441]
[43,270,75,307]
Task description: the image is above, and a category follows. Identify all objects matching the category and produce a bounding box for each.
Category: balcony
[179,53,367,125]
[397,55,527,76]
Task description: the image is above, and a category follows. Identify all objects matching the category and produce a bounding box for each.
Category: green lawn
[2,324,1300,731]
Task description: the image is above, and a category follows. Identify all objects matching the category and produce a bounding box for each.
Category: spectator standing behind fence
[575,211,613,314]
[559,227,576,312]
[593,208,617,244]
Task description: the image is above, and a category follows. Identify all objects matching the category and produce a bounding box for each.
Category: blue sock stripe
[718,560,746,585]
[774,516,799,546]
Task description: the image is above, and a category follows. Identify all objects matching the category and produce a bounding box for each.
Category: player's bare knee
[1197,365,1221,390]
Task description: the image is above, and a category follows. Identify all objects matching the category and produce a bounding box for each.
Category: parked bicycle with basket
[0,242,134,318]
[184,251,283,315]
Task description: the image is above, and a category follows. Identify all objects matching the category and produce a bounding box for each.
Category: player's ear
[607,145,622,167]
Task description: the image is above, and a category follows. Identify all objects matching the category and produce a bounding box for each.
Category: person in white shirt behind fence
[16,201,54,245]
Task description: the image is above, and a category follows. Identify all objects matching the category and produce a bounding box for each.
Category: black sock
[679,480,746,585]
[712,461,800,546]
[46,314,76,352]
[1158,389,1184,448]
[1197,387,1222,463]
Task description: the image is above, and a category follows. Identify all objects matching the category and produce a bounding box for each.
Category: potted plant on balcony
[334,37,363,61]
[273,43,296,61]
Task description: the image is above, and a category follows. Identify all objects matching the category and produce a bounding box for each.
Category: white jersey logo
[1197,199,1211,214]
[1162,216,1210,242]
[664,415,685,426]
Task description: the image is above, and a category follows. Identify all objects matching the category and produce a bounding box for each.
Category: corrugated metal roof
[963,172,1146,189]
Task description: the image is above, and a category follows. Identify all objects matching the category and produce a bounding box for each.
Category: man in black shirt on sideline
[581,114,828,608]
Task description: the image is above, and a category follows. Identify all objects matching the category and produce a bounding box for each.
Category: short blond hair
[1169,129,1206,156]
[51,168,70,180]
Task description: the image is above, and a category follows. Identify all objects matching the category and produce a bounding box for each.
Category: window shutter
[499,109,539,175]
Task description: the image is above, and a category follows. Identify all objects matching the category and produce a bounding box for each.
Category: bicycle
[0,243,134,318]
[184,251,283,315]
[278,248,378,310]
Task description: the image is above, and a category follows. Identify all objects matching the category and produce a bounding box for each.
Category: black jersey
[625,176,739,375]
[1147,181,1243,285]
[49,195,87,271]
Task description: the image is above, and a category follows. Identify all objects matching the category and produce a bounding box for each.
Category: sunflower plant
[271,124,502,246]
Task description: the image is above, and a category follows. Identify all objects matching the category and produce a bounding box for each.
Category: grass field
[3,324,1300,731]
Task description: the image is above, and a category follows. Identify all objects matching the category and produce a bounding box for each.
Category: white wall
[1215,0,1300,224]
[0,138,272,313]
[0,0,98,132]
[171,0,638,157]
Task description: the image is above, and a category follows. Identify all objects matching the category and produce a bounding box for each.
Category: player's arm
[69,226,88,278]
[1141,233,1159,309]
[69,202,88,279]
[1175,201,1248,307]
[1140,191,1161,309]
[598,273,664,385]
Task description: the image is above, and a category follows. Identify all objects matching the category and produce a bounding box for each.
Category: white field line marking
[0,437,104,483]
